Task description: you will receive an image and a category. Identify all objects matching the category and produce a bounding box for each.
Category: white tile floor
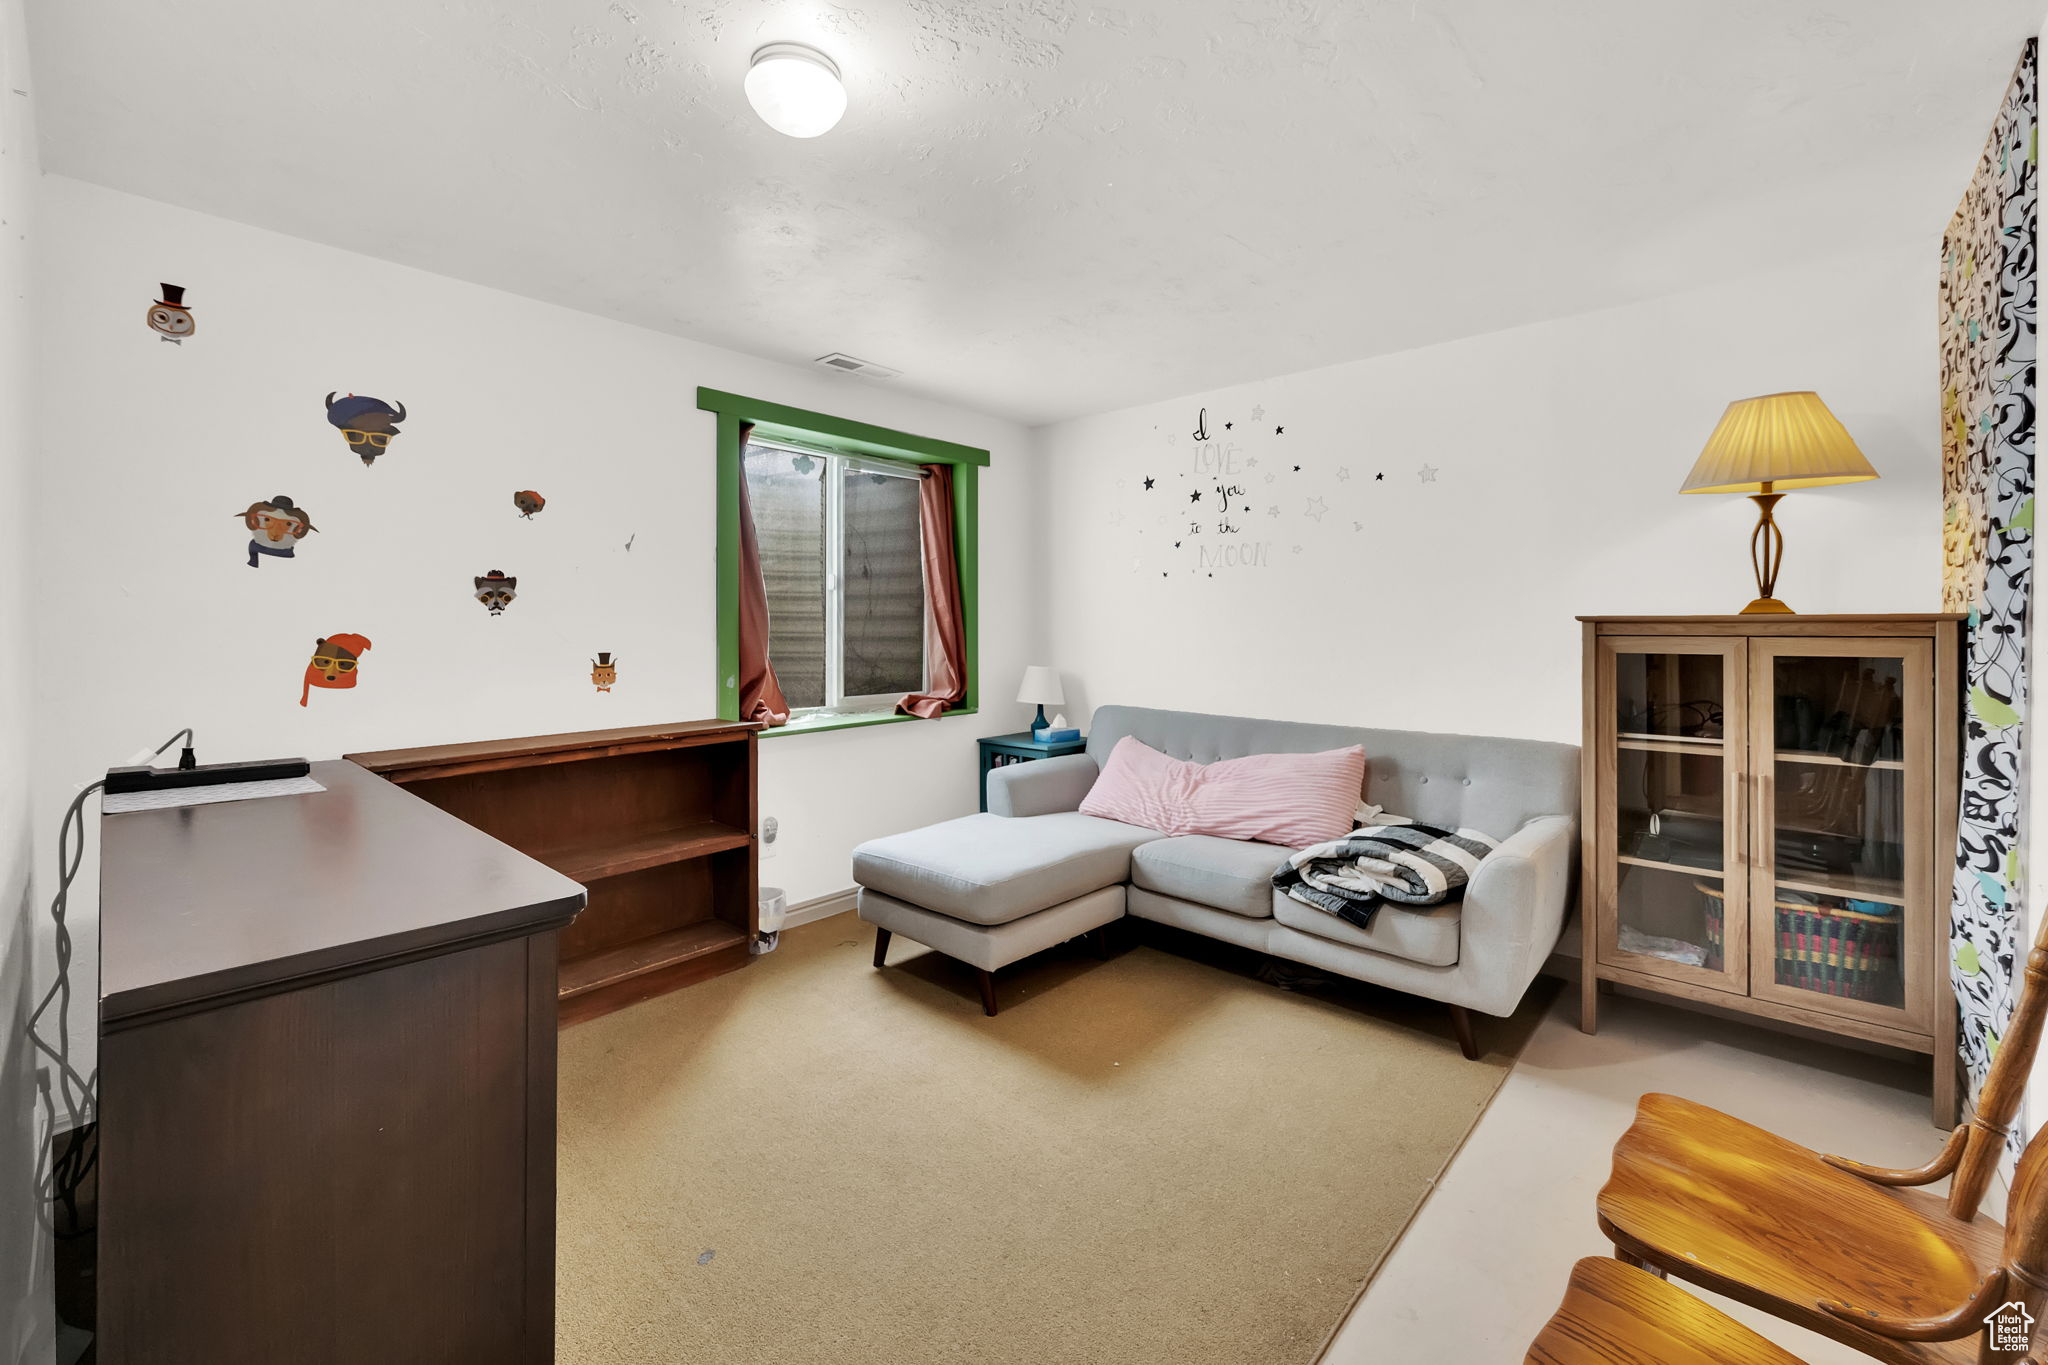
[1321,987,1951,1363]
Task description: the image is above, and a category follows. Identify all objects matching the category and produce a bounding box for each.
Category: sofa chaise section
[853,811,1155,1014]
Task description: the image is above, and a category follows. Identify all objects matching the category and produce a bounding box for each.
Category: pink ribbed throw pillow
[1080,736,1367,848]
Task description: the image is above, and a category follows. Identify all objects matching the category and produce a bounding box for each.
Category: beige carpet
[556,917,1545,1365]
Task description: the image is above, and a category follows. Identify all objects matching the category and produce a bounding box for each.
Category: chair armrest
[988,753,1099,817]
[1456,814,1577,1016]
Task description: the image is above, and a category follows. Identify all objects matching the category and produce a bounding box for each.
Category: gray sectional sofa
[853,705,1578,1054]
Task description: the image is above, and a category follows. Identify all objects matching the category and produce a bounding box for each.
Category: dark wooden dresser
[96,759,586,1364]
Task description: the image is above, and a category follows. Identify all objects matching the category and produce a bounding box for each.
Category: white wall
[0,0,49,1357]
[31,176,1039,1080]
[1036,243,1943,743]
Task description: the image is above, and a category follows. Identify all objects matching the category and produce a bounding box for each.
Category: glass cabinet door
[1597,637,1750,993]
[1746,639,1933,1031]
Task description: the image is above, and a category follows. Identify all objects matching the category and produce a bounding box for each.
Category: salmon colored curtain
[896,464,968,719]
[736,422,791,727]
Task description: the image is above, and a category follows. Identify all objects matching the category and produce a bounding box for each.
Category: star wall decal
[1291,544,1303,554]
[1245,456,1258,467]
[1418,463,1439,483]
[1336,467,1350,482]
[1224,421,1233,430]
[1251,404,1266,421]
[1143,476,1155,490]
[1304,495,1329,522]
[1374,472,1385,481]
[1275,426,1285,435]
[1268,506,1281,518]
[1189,490,1201,503]
[1264,473,1276,484]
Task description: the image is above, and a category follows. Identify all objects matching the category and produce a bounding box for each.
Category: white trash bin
[753,886,788,954]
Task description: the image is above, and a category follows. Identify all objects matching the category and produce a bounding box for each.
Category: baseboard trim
[781,887,857,930]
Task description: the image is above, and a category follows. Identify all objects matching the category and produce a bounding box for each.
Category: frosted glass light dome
[745,44,847,139]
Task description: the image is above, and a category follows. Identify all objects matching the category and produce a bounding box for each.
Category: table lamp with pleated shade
[1679,391,1879,614]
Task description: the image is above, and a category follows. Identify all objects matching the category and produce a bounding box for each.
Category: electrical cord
[27,728,195,1231]
[28,777,103,1234]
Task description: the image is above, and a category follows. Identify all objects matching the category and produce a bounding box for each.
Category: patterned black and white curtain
[1939,39,2037,1120]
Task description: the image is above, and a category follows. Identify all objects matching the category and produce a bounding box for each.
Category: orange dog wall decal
[301,634,371,707]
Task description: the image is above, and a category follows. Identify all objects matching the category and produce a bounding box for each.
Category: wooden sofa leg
[1449,1004,1479,1060]
[976,968,999,1017]
[872,926,892,970]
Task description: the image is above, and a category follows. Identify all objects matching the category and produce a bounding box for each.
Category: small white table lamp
[1017,665,1064,733]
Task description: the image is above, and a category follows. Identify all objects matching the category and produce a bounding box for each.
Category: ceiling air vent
[814,352,900,380]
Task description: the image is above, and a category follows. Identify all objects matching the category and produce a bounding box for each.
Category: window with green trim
[698,388,988,736]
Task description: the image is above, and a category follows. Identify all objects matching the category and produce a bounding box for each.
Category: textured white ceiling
[26,0,2045,424]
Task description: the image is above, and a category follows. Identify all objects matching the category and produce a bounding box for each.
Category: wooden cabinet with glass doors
[1578,616,1963,1125]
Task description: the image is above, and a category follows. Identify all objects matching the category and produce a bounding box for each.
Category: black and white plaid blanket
[1272,816,1499,930]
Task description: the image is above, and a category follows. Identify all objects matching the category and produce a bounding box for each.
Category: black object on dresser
[95,759,585,1364]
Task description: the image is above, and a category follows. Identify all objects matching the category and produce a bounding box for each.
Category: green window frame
[698,387,988,738]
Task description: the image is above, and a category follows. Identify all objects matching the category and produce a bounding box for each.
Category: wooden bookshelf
[348,720,760,1026]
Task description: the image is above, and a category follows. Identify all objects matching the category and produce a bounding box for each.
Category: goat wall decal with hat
[236,494,316,569]
[1678,391,1880,614]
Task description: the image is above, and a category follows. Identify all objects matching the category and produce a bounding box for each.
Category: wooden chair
[1595,914,2048,1364]
[1543,1120,2048,1365]
[1525,1258,1815,1364]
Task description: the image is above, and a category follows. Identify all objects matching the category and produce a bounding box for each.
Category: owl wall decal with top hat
[146,284,194,343]
[324,392,407,466]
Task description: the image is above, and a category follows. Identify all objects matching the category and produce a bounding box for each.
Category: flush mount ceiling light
[745,43,847,138]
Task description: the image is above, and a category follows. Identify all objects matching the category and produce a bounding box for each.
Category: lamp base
[1740,596,1794,615]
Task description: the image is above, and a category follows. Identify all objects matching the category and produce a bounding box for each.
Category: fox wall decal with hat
[147,284,194,343]
[301,634,371,707]
[512,490,546,519]
[474,570,517,616]
[238,494,316,568]
[324,392,407,466]
[591,652,617,693]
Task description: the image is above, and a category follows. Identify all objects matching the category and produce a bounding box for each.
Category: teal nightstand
[978,731,1088,812]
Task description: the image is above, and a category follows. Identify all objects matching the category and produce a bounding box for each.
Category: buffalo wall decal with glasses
[324,391,407,466]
